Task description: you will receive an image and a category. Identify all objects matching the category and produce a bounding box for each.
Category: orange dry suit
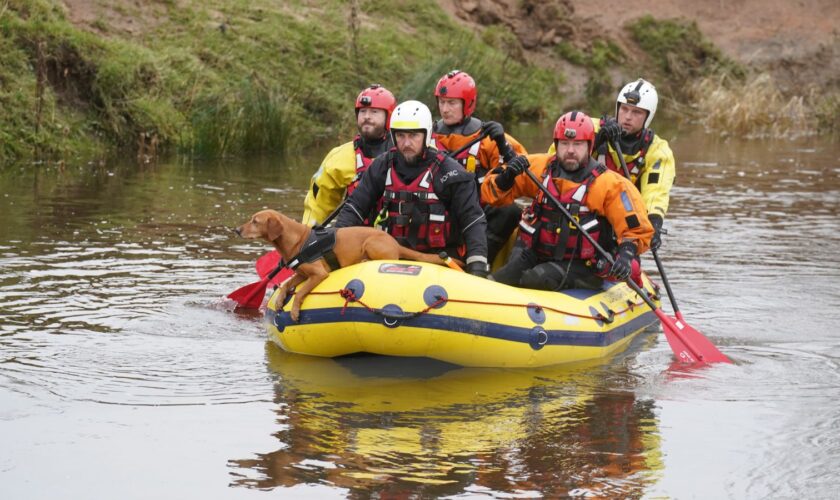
[432,117,527,185]
[482,153,653,261]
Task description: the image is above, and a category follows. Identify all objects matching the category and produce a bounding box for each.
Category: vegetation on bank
[0,0,563,165]
[627,16,838,138]
[1,3,836,165]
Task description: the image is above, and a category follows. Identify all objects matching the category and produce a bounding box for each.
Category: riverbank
[1,0,837,165]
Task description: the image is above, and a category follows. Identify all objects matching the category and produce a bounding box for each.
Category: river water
[1,125,838,498]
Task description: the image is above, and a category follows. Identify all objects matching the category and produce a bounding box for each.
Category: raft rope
[305,286,659,324]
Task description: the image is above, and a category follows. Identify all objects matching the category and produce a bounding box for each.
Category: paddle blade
[227,277,269,309]
[654,309,732,364]
[256,251,281,278]
[255,251,292,287]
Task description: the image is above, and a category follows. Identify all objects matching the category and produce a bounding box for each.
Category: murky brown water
[2,125,839,498]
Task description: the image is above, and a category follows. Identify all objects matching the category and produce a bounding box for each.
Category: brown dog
[236,209,451,321]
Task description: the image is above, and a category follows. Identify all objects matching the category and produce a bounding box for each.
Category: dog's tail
[397,247,464,267]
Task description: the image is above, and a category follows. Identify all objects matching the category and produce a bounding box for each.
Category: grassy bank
[2,3,836,166]
[0,0,564,165]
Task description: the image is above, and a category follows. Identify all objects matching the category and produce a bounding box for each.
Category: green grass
[0,0,565,165]
[627,15,744,80]
[553,38,624,114]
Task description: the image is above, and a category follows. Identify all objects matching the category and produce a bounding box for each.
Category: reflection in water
[229,343,663,497]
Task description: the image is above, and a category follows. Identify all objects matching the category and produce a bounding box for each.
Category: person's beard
[561,154,583,172]
[400,148,422,166]
[358,121,386,142]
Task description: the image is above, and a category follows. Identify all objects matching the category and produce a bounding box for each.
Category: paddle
[522,166,731,364]
[610,140,684,320]
[228,261,292,309]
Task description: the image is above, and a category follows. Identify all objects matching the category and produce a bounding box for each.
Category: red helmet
[434,70,477,118]
[355,84,397,129]
[553,111,595,155]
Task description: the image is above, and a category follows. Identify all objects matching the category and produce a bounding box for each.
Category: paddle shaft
[651,248,681,316]
[445,130,490,159]
[611,140,681,316]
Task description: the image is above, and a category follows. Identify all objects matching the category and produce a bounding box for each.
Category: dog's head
[235,209,285,242]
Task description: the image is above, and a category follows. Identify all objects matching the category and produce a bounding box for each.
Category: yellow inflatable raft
[264,260,660,367]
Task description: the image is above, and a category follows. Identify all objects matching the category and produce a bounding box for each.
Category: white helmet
[389,100,434,147]
[616,78,658,129]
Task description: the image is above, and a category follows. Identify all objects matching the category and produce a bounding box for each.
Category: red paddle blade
[227,277,269,309]
[256,251,281,278]
[256,251,291,287]
[268,267,294,287]
[655,309,732,364]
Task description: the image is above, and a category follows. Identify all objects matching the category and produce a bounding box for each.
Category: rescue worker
[590,78,675,251]
[483,111,653,290]
[432,70,528,262]
[335,100,490,277]
[301,84,397,226]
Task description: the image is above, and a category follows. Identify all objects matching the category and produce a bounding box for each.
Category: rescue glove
[595,117,622,150]
[481,121,506,144]
[609,241,637,281]
[493,155,529,191]
[466,260,490,278]
[648,214,664,251]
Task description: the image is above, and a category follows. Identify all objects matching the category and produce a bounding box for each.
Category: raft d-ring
[529,326,548,351]
[380,304,404,329]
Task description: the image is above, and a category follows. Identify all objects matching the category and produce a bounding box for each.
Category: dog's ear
[266,215,284,242]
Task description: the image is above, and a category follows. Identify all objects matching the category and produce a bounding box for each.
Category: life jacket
[431,132,483,179]
[518,162,608,262]
[380,152,454,251]
[599,127,654,185]
[284,227,340,271]
[346,135,377,197]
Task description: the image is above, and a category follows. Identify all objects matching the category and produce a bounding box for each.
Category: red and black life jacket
[518,163,608,262]
[381,152,455,251]
[346,135,376,197]
[599,128,654,184]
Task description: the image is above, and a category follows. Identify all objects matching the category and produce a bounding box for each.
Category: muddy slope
[439,0,839,97]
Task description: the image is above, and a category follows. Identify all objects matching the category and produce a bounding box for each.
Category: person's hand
[505,155,529,176]
[481,121,506,143]
[494,155,529,191]
[466,260,490,278]
[600,117,622,142]
[649,214,663,251]
[609,242,637,281]
[595,117,622,150]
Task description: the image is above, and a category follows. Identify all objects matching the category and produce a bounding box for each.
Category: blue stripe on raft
[268,306,657,348]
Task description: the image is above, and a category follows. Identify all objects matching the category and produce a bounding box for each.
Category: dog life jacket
[284,227,341,271]
[381,152,454,251]
[347,135,376,197]
[518,163,608,262]
[597,127,654,183]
